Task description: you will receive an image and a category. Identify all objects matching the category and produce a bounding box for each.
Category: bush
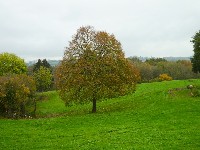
[159,74,173,81]
[0,74,36,118]
[191,85,200,97]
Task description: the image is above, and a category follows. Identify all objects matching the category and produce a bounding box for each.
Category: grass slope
[0,80,200,149]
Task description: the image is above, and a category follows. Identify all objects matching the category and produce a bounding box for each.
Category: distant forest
[26,56,191,67]
[27,60,61,66]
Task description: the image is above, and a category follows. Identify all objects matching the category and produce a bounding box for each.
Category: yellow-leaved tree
[55,26,140,113]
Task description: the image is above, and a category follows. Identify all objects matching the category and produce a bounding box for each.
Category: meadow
[0,79,200,149]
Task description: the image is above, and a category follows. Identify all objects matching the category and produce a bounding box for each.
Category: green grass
[35,91,67,117]
[0,79,200,149]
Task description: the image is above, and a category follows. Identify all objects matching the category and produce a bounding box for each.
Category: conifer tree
[191,30,200,73]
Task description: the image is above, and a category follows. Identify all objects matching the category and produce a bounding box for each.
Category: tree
[137,63,159,82]
[33,59,52,73]
[42,59,51,69]
[33,59,42,72]
[191,30,200,73]
[145,58,167,66]
[33,66,52,92]
[55,26,140,113]
[0,52,27,76]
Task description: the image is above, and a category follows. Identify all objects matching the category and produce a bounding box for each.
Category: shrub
[0,74,36,118]
[159,74,173,81]
[191,85,200,97]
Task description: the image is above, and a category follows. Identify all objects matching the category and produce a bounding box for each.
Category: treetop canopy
[56,26,140,112]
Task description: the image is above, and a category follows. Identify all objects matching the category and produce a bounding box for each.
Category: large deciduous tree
[55,26,140,113]
[0,52,27,76]
[191,30,200,73]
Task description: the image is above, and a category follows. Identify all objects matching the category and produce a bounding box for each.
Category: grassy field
[0,79,200,149]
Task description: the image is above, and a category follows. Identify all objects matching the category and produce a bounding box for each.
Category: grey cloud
[0,0,200,61]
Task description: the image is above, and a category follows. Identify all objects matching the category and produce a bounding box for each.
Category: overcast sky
[0,0,200,61]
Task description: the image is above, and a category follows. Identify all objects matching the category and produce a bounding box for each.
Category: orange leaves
[55,26,141,110]
[159,74,173,81]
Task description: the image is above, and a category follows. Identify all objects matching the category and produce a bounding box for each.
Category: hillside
[0,80,200,149]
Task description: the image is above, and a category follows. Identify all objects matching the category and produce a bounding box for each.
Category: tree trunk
[20,103,25,117]
[33,98,37,118]
[92,97,96,113]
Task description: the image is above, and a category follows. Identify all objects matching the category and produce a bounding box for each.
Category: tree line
[128,57,200,82]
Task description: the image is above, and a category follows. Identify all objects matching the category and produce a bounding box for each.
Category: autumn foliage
[55,26,140,112]
[0,74,36,118]
[159,74,173,81]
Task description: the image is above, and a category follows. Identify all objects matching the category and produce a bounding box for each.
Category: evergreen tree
[191,30,200,73]
[33,59,42,72]
[33,59,51,73]
[42,59,51,69]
